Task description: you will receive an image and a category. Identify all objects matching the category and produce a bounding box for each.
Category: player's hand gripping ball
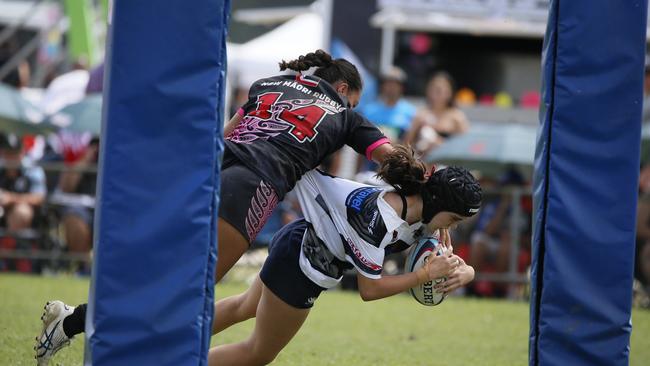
[406,236,447,306]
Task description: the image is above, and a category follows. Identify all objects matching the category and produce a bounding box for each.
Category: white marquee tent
[226,12,325,91]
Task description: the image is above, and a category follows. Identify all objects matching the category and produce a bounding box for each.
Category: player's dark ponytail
[376,145,427,196]
[279,49,363,92]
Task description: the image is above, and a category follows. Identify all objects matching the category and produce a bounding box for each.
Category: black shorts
[260,219,326,309]
[219,148,280,243]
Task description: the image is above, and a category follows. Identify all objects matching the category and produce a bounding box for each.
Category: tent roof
[228,12,324,89]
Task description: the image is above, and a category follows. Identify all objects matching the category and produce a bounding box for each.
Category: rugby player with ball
[208,145,481,365]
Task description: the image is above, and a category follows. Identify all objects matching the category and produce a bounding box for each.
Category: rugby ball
[406,236,447,306]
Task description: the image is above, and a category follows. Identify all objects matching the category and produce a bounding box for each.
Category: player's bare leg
[215,218,250,282]
[207,284,309,366]
[212,275,263,334]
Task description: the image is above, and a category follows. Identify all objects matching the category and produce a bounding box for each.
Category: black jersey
[226,74,388,198]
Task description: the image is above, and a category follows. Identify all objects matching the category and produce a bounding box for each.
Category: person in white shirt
[208,145,482,366]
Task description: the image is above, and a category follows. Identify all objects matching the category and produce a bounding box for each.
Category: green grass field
[1,274,649,365]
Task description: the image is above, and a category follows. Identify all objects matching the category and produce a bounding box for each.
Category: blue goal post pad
[530,1,648,365]
[85,0,229,365]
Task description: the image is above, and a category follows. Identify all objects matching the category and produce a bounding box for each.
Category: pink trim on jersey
[237,108,245,117]
[365,137,390,160]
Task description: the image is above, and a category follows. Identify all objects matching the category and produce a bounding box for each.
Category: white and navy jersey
[226,74,388,198]
[294,170,427,289]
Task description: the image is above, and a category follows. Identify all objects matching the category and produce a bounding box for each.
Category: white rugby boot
[34,301,75,365]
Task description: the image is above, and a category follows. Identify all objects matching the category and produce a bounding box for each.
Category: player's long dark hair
[376,145,427,196]
[279,49,363,92]
[376,145,482,221]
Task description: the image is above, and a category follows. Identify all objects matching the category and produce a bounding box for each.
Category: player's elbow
[358,285,380,302]
[359,289,375,302]
[357,274,383,301]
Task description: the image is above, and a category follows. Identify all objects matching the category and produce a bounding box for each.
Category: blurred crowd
[0,58,101,275]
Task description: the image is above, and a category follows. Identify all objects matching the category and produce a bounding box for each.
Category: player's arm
[369,142,393,165]
[346,111,392,163]
[356,272,419,302]
[225,83,256,138]
[224,113,243,138]
[356,254,459,302]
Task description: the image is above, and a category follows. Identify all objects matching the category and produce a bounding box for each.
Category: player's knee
[242,340,278,365]
[250,351,277,365]
[234,293,257,320]
[243,297,259,319]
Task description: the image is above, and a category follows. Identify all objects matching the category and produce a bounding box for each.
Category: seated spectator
[56,137,98,266]
[0,134,46,232]
[405,71,469,156]
[468,169,530,297]
[0,134,46,272]
[360,67,416,143]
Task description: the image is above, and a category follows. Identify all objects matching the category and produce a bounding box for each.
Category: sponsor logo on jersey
[345,187,387,246]
[346,187,380,213]
[368,211,379,234]
[346,237,382,272]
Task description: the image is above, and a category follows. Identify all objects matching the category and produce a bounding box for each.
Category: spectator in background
[0,134,46,232]
[354,67,416,174]
[635,163,650,307]
[360,66,416,143]
[56,137,98,262]
[0,134,46,272]
[405,71,469,156]
[468,168,530,297]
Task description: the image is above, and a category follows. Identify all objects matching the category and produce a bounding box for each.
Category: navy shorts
[260,219,326,309]
[219,147,280,244]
